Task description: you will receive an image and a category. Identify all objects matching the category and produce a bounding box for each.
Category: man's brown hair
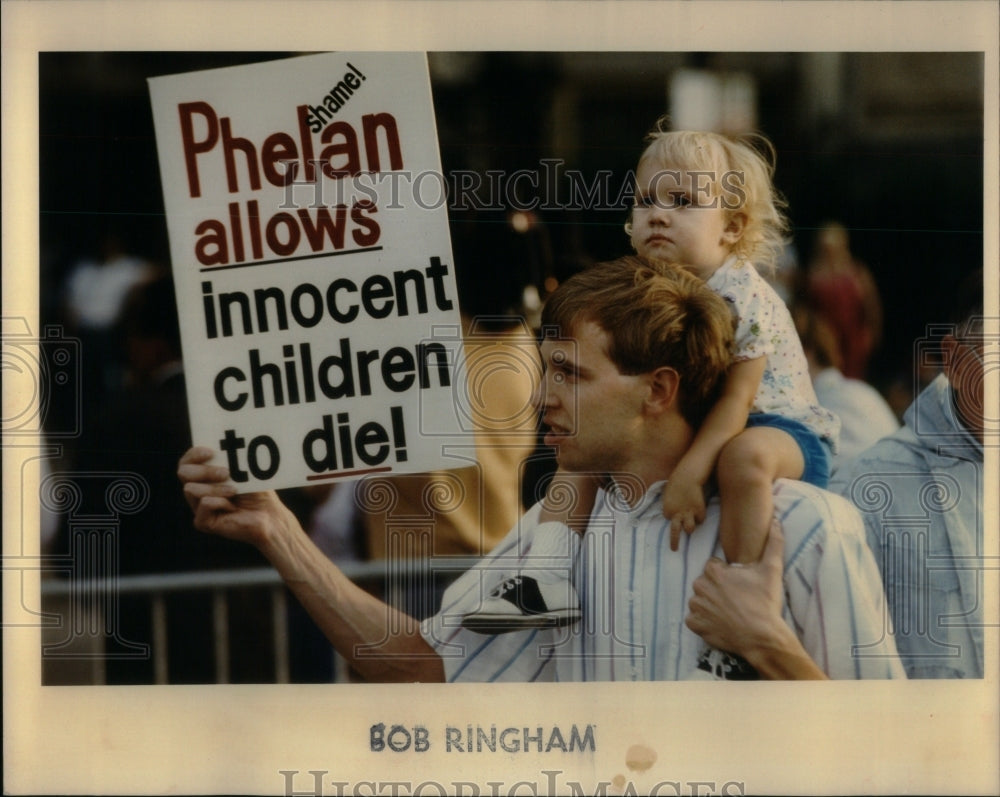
[541,255,735,428]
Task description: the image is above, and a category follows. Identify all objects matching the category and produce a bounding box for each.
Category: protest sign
[149,52,468,491]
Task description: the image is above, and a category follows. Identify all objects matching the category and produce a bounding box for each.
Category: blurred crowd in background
[33,51,984,684]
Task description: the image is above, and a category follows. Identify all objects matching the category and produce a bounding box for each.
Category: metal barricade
[39,559,437,685]
[41,557,476,684]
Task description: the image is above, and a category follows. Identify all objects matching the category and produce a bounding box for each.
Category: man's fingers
[197,493,238,512]
[700,556,726,581]
[193,496,240,533]
[177,460,231,485]
[178,446,232,486]
[183,479,237,500]
[685,604,704,633]
[179,446,215,465]
[690,574,711,599]
[685,596,719,644]
[182,480,237,514]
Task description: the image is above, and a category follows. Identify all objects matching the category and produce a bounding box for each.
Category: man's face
[535,320,649,475]
[630,162,739,279]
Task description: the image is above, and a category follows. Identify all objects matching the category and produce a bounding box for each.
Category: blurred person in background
[764,240,800,306]
[59,273,271,683]
[831,271,984,678]
[802,221,883,380]
[61,231,155,411]
[794,307,899,475]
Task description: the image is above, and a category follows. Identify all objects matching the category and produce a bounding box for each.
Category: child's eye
[669,192,692,208]
[634,194,655,208]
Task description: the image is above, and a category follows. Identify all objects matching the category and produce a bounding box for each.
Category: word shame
[306,63,368,132]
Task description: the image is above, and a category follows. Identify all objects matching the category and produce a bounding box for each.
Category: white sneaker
[460,575,582,634]
[694,646,759,680]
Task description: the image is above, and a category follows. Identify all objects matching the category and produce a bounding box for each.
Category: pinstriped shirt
[420,479,905,681]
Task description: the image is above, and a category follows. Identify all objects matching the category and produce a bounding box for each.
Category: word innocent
[201,257,454,339]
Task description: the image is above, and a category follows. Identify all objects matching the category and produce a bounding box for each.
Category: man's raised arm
[178,447,445,683]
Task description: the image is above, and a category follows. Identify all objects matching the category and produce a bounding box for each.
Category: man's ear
[721,211,747,245]
[645,366,681,414]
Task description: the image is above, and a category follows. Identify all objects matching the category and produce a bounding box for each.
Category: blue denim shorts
[744,413,832,488]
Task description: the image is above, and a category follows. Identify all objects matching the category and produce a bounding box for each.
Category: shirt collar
[603,478,667,518]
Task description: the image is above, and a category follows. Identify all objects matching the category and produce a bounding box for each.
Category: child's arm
[663,356,765,550]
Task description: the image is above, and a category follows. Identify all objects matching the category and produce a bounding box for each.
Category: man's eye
[552,365,578,382]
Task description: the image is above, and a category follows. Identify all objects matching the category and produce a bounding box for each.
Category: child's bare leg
[538,468,601,535]
[716,428,803,564]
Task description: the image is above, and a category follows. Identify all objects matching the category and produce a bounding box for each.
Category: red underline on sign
[198,246,383,272]
[306,466,394,481]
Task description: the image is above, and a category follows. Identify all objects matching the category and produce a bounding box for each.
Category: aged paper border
[4,1,998,794]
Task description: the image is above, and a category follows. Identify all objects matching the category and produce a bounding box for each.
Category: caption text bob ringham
[276,723,746,795]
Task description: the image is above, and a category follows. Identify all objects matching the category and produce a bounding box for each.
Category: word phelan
[178,102,403,197]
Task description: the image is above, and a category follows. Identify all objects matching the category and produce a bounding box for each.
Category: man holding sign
[179,256,904,681]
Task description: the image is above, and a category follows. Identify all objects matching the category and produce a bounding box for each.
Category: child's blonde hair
[628,118,791,272]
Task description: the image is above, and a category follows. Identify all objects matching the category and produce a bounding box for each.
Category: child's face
[630,160,744,280]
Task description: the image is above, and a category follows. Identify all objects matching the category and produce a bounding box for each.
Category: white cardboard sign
[149,53,466,491]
